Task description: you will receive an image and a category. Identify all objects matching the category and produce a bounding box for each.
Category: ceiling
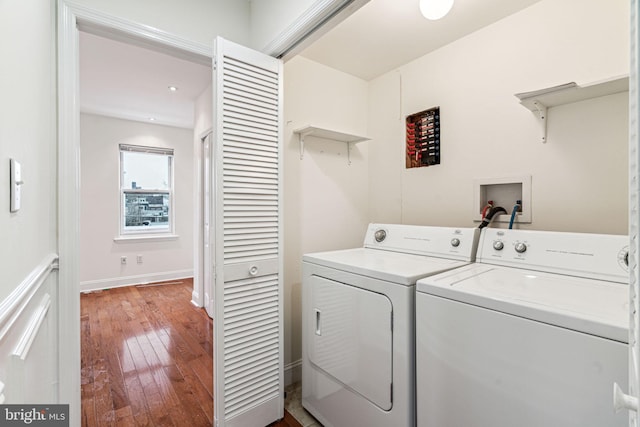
[79,0,543,128]
[79,32,212,129]
[300,0,543,81]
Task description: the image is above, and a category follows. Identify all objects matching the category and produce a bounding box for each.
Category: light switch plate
[10,159,22,213]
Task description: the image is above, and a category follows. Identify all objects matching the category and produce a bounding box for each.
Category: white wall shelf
[293,125,370,165]
[515,75,629,143]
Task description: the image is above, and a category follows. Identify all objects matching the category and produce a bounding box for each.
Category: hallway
[80,279,301,426]
[81,279,213,425]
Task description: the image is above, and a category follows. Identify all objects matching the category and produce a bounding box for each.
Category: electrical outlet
[121,256,127,265]
[137,255,143,264]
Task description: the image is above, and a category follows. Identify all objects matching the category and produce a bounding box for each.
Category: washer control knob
[451,238,461,247]
[493,241,504,251]
[515,242,527,253]
[374,229,387,243]
[625,251,629,267]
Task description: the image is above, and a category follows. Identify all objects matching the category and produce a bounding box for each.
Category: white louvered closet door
[211,37,284,427]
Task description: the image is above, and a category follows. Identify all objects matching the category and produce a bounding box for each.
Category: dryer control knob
[374,229,387,243]
[493,241,504,251]
[451,238,460,247]
[515,242,527,253]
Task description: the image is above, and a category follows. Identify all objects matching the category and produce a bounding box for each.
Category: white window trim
[118,144,175,238]
[113,234,179,243]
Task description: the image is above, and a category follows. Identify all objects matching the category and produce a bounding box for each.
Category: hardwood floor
[81,279,301,427]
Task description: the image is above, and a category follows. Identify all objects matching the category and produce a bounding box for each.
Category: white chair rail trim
[0,253,59,342]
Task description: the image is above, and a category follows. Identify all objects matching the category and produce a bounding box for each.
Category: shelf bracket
[298,130,314,160]
[532,101,548,143]
[347,142,352,166]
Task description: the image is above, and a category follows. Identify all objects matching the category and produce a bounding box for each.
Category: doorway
[77,27,215,424]
[77,29,212,300]
[61,4,287,424]
[58,3,215,420]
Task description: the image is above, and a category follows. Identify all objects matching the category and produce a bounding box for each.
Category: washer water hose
[478,206,507,229]
[508,200,522,230]
[481,200,494,219]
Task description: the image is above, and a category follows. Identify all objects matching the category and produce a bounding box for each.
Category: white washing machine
[302,223,480,427]
[415,228,629,427]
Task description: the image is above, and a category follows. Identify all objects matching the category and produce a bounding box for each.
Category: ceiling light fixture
[168,86,178,92]
[419,0,454,20]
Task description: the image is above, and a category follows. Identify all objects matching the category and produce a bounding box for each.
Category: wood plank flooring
[81,279,301,427]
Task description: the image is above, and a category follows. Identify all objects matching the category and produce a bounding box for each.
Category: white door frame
[191,128,213,310]
[201,131,214,317]
[57,1,211,422]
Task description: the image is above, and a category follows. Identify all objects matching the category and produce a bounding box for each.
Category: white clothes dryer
[416,228,629,427]
[302,224,480,427]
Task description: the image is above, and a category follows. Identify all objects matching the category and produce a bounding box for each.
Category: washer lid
[303,247,470,286]
[417,264,629,342]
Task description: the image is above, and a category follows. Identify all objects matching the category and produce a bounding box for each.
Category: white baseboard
[284,359,302,387]
[191,289,202,308]
[80,269,193,292]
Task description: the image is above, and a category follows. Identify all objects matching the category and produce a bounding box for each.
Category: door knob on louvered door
[249,266,259,276]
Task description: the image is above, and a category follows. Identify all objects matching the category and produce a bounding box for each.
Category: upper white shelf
[293,125,370,143]
[514,75,629,142]
[293,125,370,164]
[515,75,629,110]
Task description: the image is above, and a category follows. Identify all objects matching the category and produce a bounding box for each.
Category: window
[119,144,174,235]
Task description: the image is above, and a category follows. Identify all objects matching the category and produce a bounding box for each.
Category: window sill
[113,234,179,243]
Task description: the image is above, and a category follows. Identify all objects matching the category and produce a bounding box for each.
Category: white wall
[249,0,316,50]
[194,84,213,136]
[80,114,195,290]
[0,0,57,303]
[283,55,369,380]
[0,0,60,406]
[369,0,629,235]
[72,0,251,47]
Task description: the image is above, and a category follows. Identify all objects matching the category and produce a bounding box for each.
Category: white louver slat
[213,37,284,427]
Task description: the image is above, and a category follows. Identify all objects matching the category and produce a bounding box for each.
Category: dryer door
[308,275,393,410]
